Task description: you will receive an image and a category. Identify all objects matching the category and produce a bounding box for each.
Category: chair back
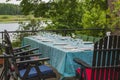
[4,30,20,76]
[91,35,120,80]
[4,30,15,55]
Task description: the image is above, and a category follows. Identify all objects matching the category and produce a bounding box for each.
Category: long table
[22,36,93,77]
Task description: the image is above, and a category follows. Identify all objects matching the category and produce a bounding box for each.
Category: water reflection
[0,22,19,42]
[0,22,19,31]
[0,21,48,42]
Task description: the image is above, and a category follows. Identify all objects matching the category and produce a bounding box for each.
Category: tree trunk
[107,0,120,35]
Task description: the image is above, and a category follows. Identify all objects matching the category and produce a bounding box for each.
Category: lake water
[0,22,19,32]
[0,20,51,32]
[0,22,19,42]
[0,22,48,42]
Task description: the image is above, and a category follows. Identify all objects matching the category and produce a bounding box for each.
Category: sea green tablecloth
[22,36,93,77]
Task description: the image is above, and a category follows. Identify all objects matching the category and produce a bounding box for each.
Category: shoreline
[0,20,29,23]
[0,15,47,23]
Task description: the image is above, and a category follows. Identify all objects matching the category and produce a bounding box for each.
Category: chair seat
[76,68,118,80]
[76,68,92,80]
[19,65,54,78]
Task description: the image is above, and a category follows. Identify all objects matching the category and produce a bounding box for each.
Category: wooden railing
[0,28,107,40]
[1,27,119,43]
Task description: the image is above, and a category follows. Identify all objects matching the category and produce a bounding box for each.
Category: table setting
[32,33,94,52]
[22,32,94,77]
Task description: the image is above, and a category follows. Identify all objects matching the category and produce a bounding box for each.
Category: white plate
[67,48,81,51]
[83,41,93,44]
[38,37,47,40]
[79,48,93,51]
[41,39,53,42]
[53,43,68,46]
[32,36,46,40]
[63,46,76,49]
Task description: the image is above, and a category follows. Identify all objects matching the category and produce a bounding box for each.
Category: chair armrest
[0,55,12,58]
[13,45,30,51]
[74,58,120,75]
[0,53,13,58]
[92,65,120,69]
[14,48,39,56]
[94,48,120,51]
[15,53,42,59]
[74,58,120,69]
[73,58,91,68]
[16,57,50,64]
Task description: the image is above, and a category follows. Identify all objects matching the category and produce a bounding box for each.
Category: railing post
[1,32,3,42]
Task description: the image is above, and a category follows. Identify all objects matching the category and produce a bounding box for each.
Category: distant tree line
[0,3,21,15]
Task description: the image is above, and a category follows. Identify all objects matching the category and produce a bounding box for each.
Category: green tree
[46,0,83,30]
[16,19,44,41]
[81,2,107,36]
[8,0,109,36]
[20,0,34,15]
[20,0,50,17]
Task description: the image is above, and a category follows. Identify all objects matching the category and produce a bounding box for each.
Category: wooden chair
[6,45,56,80]
[3,30,56,80]
[74,35,120,80]
[0,53,13,80]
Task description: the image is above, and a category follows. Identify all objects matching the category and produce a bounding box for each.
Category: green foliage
[46,0,107,36]
[34,2,50,17]
[44,0,86,33]
[16,19,44,40]
[20,0,49,17]
[81,4,106,36]
[19,0,110,36]
[0,3,21,15]
[12,40,21,47]
[20,0,34,15]
[92,0,107,10]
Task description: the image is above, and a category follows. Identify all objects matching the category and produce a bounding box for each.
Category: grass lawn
[0,15,47,22]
